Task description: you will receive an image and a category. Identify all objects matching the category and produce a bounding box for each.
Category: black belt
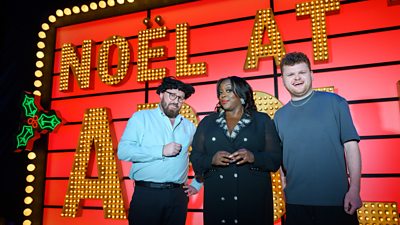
[135,181,183,189]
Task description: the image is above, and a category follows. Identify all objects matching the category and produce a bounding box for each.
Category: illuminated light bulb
[36,51,44,59]
[47,15,56,23]
[23,220,32,225]
[55,9,64,17]
[33,90,41,96]
[41,23,50,31]
[37,41,45,49]
[64,8,72,15]
[25,185,34,193]
[98,1,107,8]
[81,4,89,12]
[24,196,33,205]
[38,31,46,39]
[26,175,35,182]
[117,0,124,4]
[36,61,44,68]
[72,6,80,14]
[108,0,115,6]
[34,70,43,78]
[90,2,98,10]
[23,208,32,216]
[27,164,36,172]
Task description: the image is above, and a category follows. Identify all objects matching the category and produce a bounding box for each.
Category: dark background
[0,1,91,223]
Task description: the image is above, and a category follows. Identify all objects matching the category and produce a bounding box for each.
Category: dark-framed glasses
[165,91,185,103]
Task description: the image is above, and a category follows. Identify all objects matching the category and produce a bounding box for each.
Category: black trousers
[128,185,189,225]
[285,204,359,225]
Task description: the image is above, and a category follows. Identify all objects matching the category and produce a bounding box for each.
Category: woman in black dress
[190,76,282,225]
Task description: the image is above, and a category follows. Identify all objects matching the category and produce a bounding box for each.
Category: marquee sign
[20,0,400,225]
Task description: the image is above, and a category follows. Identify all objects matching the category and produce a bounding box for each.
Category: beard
[161,100,180,118]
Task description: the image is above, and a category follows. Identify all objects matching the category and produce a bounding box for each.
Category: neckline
[290,91,315,107]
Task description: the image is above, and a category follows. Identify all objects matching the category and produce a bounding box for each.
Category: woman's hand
[229,148,254,165]
[212,151,232,166]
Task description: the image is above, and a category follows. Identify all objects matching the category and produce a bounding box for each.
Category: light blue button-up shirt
[118,106,201,190]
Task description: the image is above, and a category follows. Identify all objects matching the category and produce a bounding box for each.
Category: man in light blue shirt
[118,77,201,225]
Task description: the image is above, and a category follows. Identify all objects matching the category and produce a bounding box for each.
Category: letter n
[59,40,94,91]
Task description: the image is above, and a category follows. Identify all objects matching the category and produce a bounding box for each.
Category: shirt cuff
[189,177,203,191]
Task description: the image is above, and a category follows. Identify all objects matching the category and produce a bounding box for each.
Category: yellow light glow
[64,8,72,15]
[33,90,42,96]
[127,0,134,2]
[99,1,107,8]
[296,0,340,62]
[37,41,45,49]
[38,31,46,39]
[59,40,93,91]
[36,51,44,59]
[98,35,130,85]
[26,175,35,183]
[41,23,50,31]
[90,2,98,10]
[27,164,36,172]
[175,23,207,78]
[23,220,32,225]
[244,9,285,69]
[23,208,32,216]
[107,0,116,7]
[36,61,44,68]
[72,6,80,14]
[358,202,399,225]
[25,186,34,194]
[48,15,56,23]
[56,9,64,17]
[117,0,124,4]
[34,70,43,78]
[61,108,126,219]
[24,197,33,205]
[137,26,167,82]
[28,152,36,160]
[253,91,284,221]
[81,4,89,12]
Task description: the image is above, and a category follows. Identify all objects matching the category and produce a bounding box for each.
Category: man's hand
[212,151,231,166]
[229,148,254,165]
[344,188,362,215]
[162,142,182,156]
[184,184,199,196]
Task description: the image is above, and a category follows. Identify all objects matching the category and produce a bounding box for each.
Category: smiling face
[281,62,314,101]
[160,89,185,118]
[218,79,242,111]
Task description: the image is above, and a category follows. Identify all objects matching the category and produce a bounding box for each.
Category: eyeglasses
[165,91,185,103]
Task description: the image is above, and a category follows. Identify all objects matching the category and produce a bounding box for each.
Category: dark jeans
[285,204,359,225]
[128,185,188,225]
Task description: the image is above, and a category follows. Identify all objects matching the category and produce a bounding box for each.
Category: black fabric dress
[190,110,282,225]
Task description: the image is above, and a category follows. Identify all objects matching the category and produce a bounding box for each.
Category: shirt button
[221,219,226,223]
[234,196,238,200]
[212,137,216,141]
[221,197,225,201]
[244,138,247,142]
[219,175,224,179]
[234,173,238,178]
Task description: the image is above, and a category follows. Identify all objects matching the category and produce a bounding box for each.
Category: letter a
[61,108,126,219]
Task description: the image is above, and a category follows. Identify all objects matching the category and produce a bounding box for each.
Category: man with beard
[118,77,201,225]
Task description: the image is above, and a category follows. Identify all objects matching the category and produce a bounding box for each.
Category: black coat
[190,110,282,225]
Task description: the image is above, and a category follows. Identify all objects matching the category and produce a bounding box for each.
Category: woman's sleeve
[190,118,214,177]
[252,115,282,172]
